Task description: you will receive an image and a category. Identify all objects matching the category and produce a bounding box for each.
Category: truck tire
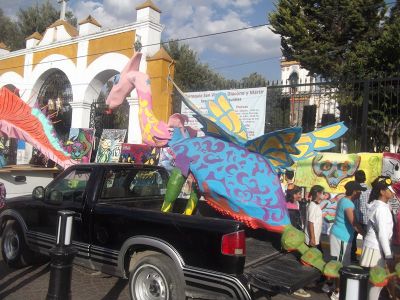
[1,220,34,268]
[129,253,185,300]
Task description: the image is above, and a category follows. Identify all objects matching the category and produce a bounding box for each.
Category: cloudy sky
[3,0,283,80]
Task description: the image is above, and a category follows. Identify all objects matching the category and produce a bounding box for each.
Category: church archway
[36,69,73,140]
[89,72,129,138]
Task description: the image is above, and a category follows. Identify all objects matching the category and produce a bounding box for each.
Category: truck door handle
[74,213,82,222]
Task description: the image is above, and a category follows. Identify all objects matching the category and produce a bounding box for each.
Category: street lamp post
[46,210,77,300]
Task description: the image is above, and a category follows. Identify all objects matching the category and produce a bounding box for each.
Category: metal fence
[178,76,400,154]
[266,77,400,153]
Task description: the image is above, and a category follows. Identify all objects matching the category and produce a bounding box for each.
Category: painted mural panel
[319,192,344,234]
[95,129,126,163]
[64,128,94,163]
[382,152,400,182]
[295,152,382,193]
[119,143,159,165]
[291,151,400,234]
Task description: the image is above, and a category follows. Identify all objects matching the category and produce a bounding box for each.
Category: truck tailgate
[245,252,321,294]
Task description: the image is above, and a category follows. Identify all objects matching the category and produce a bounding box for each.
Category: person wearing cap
[360,176,396,300]
[329,180,366,300]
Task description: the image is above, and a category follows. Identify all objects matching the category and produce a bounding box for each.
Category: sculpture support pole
[127,97,142,144]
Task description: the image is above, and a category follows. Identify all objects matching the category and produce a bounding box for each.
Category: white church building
[280,59,339,128]
[0,0,174,149]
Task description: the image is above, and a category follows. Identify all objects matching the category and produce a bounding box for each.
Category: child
[286,186,304,230]
[305,185,325,249]
[286,186,311,298]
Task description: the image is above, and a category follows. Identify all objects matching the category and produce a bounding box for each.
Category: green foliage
[270,1,400,151]
[1,1,76,51]
[369,3,400,76]
[269,0,386,80]
[241,73,267,87]
[165,40,230,91]
[0,9,21,51]
[265,86,290,132]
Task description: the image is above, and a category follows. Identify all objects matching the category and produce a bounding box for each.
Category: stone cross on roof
[57,0,69,20]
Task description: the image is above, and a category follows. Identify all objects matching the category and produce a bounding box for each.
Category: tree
[3,0,76,50]
[165,40,233,112]
[165,40,229,91]
[368,1,400,76]
[367,1,400,152]
[269,0,386,80]
[270,1,400,152]
[0,9,21,51]
[241,73,267,87]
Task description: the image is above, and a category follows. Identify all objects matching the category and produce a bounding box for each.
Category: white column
[127,97,142,144]
[69,102,92,128]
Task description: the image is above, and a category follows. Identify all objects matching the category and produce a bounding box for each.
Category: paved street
[0,242,330,300]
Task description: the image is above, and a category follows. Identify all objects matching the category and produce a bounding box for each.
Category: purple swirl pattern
[171,136,290,230]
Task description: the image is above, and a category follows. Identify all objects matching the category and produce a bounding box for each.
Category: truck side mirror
[32,186,45,200]
[48,190,63,205]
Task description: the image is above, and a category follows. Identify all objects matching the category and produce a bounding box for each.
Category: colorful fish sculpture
[0,87,75,169]
[106,52,347,233]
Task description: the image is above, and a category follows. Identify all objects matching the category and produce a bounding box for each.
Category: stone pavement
[0,247,330,300]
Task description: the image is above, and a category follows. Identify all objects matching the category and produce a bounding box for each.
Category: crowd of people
[283,170,400,300]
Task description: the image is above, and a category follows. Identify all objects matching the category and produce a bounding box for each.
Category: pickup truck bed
[100,194,320,296]
[195,200,321,296]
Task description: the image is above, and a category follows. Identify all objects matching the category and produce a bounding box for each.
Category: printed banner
[181,87,267,139]
[95,129,126,163]
[64,128,94,163]
[120,143,159,165]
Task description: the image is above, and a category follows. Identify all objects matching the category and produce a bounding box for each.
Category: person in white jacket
[360,176,395,300]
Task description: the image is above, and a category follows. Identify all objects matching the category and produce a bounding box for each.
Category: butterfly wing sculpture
[172,78,347,170]
[292,122,348,161]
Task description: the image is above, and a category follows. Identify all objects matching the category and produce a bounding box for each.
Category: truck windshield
[100,168,168,199]
[45,168,92,204]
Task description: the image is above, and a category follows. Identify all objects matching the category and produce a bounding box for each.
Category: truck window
[45,169,91,204]
[100,169,168,199]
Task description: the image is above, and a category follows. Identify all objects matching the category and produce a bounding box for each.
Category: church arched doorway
[36,69,73,140]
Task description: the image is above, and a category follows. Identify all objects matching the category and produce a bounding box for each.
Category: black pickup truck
[0,163,319,300]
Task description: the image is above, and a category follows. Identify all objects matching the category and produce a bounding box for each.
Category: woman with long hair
[305,185,325,248]
[360,176,395,300]
[286,186,303,230]
[286,186,311,298]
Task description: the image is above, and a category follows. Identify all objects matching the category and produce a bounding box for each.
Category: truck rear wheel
[1,220,34,268]
[129,253,185,300]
